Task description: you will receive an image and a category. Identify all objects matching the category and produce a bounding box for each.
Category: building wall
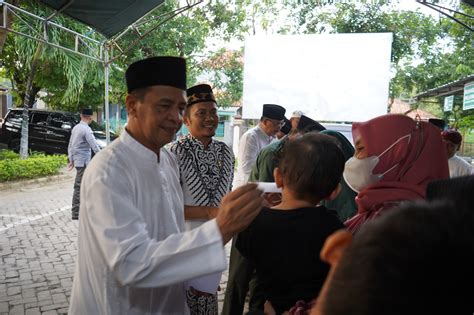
[0,93,13,118]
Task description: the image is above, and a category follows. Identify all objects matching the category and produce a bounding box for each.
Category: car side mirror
[61,123,72,130]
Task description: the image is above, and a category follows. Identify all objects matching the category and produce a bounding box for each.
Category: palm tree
[0,0,19,54]
[1,1,103,158]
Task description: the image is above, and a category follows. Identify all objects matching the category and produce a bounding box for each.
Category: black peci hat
[187,84,217,107]
[297,115,326,133]
[81,108,93,116]
[280,117,291,135]
[125,56,187,93]
[262,104,286,121]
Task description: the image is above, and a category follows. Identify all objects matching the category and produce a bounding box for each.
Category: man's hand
[216,183,264,244]
[67,161,74,171]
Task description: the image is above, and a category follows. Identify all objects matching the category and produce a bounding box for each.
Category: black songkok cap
[428,118,446,131]
[262,104,286,121]
[125,56,186,93]
[187,84,217,107]
[280,117,291,135]
[297,115,326,133]
[81,108,93,116]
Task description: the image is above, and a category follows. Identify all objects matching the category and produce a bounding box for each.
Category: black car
[0,108,117,154]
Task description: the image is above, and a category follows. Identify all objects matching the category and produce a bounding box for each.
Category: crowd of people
[67,56,474,315]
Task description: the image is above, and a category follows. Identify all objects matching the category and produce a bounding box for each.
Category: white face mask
[343,134,411,193]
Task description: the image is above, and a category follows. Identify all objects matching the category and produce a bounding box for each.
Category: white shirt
[169,135,234,293]
[234,125,273,187]
[448,154,474,178]
[68,121,100,167]
[68,130,226,315]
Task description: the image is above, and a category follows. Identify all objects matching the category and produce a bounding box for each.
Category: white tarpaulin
[242,33,393,122]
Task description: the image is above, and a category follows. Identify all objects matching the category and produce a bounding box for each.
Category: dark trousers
[71,166,85,220]
[222,239,264,315]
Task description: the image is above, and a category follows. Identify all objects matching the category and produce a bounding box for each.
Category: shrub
[0,150,20,160]
[0,150,67,182]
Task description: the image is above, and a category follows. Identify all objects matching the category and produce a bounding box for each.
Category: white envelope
[254,182,281,193]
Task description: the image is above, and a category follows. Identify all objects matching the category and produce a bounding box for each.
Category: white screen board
[242,33,393,122]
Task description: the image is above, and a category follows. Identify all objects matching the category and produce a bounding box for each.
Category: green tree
[1,1,104,157]
[0,0,19,54]
[406,4,474,128]
[286,2,446,107]
[199,48,244,106]
[1,1,104,110]
[191,0,282,107]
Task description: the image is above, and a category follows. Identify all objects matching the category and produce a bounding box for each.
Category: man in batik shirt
[169,83,235,314]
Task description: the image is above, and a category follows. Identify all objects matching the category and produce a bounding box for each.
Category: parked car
[0,108,117,154]
[322,123,353,145]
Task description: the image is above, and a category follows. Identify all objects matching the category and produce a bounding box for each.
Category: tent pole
[104,46,110,144]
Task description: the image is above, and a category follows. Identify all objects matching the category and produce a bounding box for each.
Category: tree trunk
[0,0,19,54]
[20,43,43,159]
[387,97,395,113]
[28,86,41,107]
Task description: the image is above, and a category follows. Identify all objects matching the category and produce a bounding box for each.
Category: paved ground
[0,173,233,314]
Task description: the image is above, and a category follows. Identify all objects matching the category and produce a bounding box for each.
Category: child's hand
[264,193,282,207]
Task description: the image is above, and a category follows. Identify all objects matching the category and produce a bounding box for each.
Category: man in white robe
[234,104,286,188]
[68,57,263,315]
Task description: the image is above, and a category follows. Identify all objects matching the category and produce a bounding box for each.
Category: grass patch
[0,150,67,182]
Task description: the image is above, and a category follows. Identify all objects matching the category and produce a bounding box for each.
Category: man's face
[184,101,218,140]
[81,114,93,124]
[290,117,300,130]
[443,139,459,158]
[262,118,284,136]
[126,85,186,152]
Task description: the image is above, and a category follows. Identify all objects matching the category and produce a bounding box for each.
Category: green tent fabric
[39,0,164,38]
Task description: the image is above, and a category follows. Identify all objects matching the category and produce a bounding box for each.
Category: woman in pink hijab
[343,114,449,233]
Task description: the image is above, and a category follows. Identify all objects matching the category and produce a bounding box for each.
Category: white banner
[463,82,474,111]
[242,33,393,122]
[444,95,454,112]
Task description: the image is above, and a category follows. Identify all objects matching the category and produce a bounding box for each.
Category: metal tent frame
[0,0,203,143]
[416,0,473,32]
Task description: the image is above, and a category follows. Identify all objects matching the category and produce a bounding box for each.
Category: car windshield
[65,114,80,125]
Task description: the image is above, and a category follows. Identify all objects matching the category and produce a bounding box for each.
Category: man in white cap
[290,110,304,132]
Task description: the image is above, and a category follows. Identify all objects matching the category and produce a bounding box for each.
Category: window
[5,110,29,127]
[6,110,24,124]
[49,113,68,128]
[31,112,50,125]
[215,122,225,138]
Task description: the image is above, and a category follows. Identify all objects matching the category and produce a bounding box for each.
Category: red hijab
[345,114,449,233]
